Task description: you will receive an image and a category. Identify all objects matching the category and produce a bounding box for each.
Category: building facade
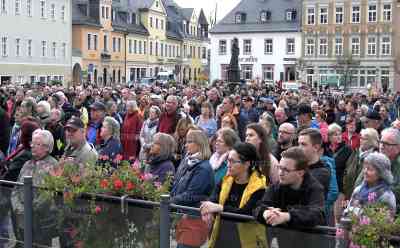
[395,0,400,91]
[0,0,72,84]
[209,0,302,84]
[72,0,209,86]
[301,0,396,92]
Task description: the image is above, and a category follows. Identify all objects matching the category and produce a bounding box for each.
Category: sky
[174,0,241,23]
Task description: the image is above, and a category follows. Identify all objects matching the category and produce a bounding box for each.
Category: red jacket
[342,131,360,150]
[121,111,143,160]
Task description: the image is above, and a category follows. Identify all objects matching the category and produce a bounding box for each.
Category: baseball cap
[65,116,85,130]
[90,101,106,111]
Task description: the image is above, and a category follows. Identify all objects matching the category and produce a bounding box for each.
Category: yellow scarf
[208,171,268,248]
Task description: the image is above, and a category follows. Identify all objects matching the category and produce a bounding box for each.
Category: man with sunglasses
[254,147,325,246]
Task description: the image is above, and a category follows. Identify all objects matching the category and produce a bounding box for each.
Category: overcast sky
[174,0,241,23]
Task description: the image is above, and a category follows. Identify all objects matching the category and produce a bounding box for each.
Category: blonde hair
[361,128,380,149]
[186,129,211,160]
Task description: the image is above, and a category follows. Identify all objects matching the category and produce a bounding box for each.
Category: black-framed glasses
[380,141,399,147]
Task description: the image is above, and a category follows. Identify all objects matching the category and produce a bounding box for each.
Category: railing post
[23,176,33,248]
[336,217,352,248]
[160,194,170,248]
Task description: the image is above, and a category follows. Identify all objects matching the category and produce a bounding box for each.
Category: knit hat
[364,152,393,185]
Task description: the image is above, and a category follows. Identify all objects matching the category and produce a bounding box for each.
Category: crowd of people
[0,80,399,247]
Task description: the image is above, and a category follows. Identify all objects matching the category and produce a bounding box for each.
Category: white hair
[32,129,54,153]
[37,101,51,115]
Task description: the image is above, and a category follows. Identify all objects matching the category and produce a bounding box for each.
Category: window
[221,64,229,80]
[101,6,105,18]
[93,35,97,50]
[306,38,315,56]
[219,40,226,55]
[286,9,297,21]
[150,17,153,27]
[1,37,7,56]
[367,36,376,55]
[260,11,271,22]
[335,37,343,56]
[87,34,91,50]
[118,38,121,52]
[262,65,274,81]
[139,41,142,54]
[202,47,206,59]
[319,38,327,56]
[52,42,56,57]
[320,7,328,24]
[15,38,20,56]
[383,4,391,22]
[112,37,116,52]
[41,40,46,57]
[150,41,153,55]
[264,39,273,54]
[61,6,65,21]
[40,0,45,18]
[352,6,360,23]
[134,40,137,54]
[161,19,164,30]
[105,7,109,19]
[50,4,55,20]
[241,64,253,80]
[156,18,158,29]
[128,40,132,53]
[15,0,20,15]
[368,5,377,22]
[27,0,32,16]
[307,8,315,25]
[144,41,146,54]
[243,39,252,55]
[155,42,158,56]
[381,36,391,55]
[335,6,343,24]
[27,39,32,56]
[160,43,163,56]
[235,13,242,23]
[286,38,295,54]
[351,37,360,55]
[131,13,136,24]
[1,0,6,13]
[103,35,108,52]
[61,43,66,58]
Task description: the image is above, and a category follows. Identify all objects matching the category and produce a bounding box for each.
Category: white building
[210,0,302,84]
[0,0,72,84]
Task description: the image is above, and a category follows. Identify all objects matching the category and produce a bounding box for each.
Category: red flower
[114,154,123,163]
[100,179,109,189]
[95,205,102,214]
[126,181,135,191]
[113,179,123,190]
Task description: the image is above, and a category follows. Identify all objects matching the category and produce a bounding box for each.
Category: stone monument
[228,37,240,83]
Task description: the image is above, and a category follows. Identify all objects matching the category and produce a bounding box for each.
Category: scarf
[187,152,202,167]
[353,181,389,206]
[147,118,159,129]
[209,152,228,170]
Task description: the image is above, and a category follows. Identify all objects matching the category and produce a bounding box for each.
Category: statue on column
[228,37,240,83]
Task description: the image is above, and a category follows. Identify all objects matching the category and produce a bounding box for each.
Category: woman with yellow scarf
[200,142,268,248]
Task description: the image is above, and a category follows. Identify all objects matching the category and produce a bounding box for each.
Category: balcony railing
[1,178,399,248]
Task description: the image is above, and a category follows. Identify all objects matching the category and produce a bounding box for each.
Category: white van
[156,71,175,85]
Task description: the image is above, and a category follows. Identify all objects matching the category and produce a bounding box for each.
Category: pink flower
[335,227,344,238]
[368,192,377,203]
[131,160,140,170]
[142,173,153,181]
[349,242,361,248]
[95,205,102,214]
[154,182,162,189]
[360,216,370,225]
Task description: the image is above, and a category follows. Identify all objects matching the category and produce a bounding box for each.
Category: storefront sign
[239,56,258,63]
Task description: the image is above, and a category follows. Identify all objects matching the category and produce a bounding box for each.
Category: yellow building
[72,0,209,85]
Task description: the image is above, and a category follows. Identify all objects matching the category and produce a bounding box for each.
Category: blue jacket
[171,157,215,207]
[98,137,122,161]
[320,156,339,214]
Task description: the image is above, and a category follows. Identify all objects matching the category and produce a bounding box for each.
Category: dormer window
[235,12,246,23]
[131,12,136,24]
[155,1,159,7]
[260,10,271,22]
[286,9,297,21]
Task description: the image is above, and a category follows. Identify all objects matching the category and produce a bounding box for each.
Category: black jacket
[309,160,331,196]
[253,172,325,227]
[326,142,352,193]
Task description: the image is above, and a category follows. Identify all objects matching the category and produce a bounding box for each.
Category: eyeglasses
[380,141,399,147]
[65,128,78,133]
[227,158,242,165]
[278,130,294,135]
[278,166,299,174]
[30,143,48,148]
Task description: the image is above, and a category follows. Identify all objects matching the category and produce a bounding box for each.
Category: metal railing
[0,178,388,248]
